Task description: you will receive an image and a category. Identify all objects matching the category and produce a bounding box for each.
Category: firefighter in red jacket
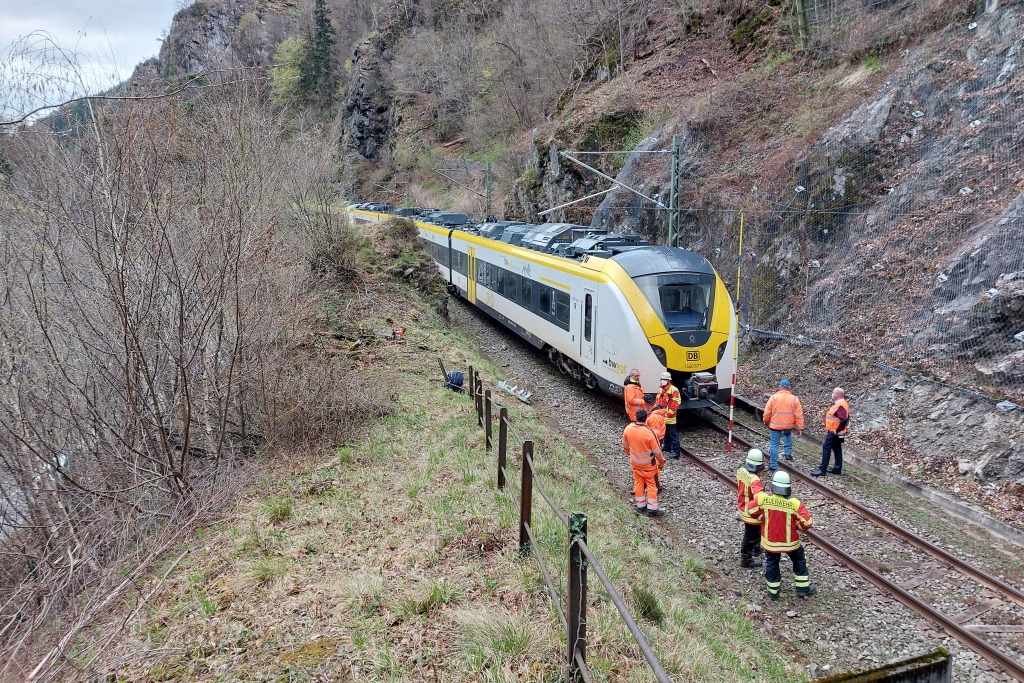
[623,409,666,517]
[745,471,816,600]
[736,448,766,568]
[655,371,682,459]
[623,368,647,422]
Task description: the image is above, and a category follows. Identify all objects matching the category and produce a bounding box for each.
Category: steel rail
[679,439,1024,681]
[698,414,1024,610]
[577,539,673,683]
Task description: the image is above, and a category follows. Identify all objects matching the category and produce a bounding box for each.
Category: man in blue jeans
[762,379,804,470]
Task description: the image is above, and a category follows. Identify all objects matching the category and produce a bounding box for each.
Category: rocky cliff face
[338,33,401,162]
[514,2,1023,482]
[152,0,298,77]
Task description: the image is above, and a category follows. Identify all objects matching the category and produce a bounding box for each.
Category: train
[346,205,736,410]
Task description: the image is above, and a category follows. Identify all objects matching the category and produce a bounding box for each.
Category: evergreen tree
[306,0,338,104]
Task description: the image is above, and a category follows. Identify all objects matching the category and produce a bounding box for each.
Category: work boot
[667,453,680,460]
[796,585,817,598]
[646,508,666,518]
[767,591,779,602]
[810,468,826,477]
[827,467,842,475]
[784,453,794,461]
[739,555,762,568]
[635,505,647,515]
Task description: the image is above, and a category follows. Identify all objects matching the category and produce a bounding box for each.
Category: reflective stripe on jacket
[763,389,804,431]
[656,384,682,424]
[824,398,850,434]
[646,409,666,441]
[745,491,813,552]
[624,381,646,421]
[622,423,663,470]
[735,468,764,525]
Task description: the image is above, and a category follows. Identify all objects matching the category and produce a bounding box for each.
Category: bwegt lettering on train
[346,203,737,411]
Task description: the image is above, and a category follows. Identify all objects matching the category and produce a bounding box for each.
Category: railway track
[689,410,1024,681]
[446,294,1022,680]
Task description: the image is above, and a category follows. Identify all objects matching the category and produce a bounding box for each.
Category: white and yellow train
[348,207,736,409]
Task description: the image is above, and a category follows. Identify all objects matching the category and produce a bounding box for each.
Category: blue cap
[779,379,791,387]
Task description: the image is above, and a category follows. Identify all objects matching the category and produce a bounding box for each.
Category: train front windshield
[633,272,716,331]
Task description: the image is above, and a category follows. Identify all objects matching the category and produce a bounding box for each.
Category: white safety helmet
[770,470,792,497]
[744,448,764,473]
[659,371,672,382]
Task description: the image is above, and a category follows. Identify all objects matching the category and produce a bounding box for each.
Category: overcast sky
[1,0,183,107]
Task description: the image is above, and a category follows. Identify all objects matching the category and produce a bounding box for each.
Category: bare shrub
[0,67,361,680]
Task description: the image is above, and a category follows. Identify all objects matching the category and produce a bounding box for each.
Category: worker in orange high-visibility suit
[736,448,766,568]
[623,408,665,517]
[623,368,647,421]
[646,407,667,443]
[762,378,804,471]
[655,371,682,459]
[646,408,668,492]
[745,471,816,601]
[812,387,851,477]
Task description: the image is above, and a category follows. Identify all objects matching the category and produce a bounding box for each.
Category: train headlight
[650,345,666,367]
[718,341,727,363]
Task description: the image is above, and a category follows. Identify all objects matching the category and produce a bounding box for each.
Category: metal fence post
[485,390,492,451]
[519,440,534,557]
[476,374,483,427]
[497,407,508,489]
[567,513,588,682]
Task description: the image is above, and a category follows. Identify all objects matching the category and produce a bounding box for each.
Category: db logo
[686,351,700,361]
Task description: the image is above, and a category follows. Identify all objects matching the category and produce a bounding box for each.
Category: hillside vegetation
[1,0,1022,677]
[68,220,797,682]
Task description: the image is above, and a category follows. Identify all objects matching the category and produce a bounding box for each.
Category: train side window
[584,293,592,341]
[554,291,570,329]
[521,277,533,309]
[539,285,552,318]
[506,272,518,302]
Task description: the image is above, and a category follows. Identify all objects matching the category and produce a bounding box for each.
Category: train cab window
[633,272,715,331]
[584,293,593,341]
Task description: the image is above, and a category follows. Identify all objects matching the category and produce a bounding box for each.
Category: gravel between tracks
[447,296,1018,682]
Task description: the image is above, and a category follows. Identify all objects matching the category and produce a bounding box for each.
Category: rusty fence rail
[465,365,672,683]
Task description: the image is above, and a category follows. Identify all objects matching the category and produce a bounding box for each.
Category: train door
[581,288,595,363]
[468,247,477,304]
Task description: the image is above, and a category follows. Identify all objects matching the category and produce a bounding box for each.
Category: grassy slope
[80,224,800,682]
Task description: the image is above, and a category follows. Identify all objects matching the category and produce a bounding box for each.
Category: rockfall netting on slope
[583,6,1024,407]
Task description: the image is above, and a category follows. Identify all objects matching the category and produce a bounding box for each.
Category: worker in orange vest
[623,408,666,517]
[812,387,850,477]
[655,371,682,459]
[646,407,667,443]
[745,471,816,601]
[646,408,667,492]
[762,379,804,471]
[623,368,646,421]
[736,448,766,568]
